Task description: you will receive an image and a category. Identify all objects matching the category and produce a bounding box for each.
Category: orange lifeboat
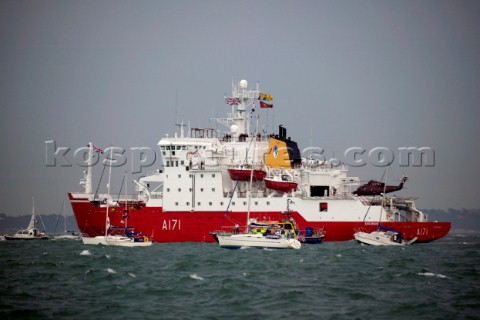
[264,174,298,193]
[228,167,266,181]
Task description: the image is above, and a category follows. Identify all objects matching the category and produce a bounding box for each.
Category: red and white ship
[69,79,450,243]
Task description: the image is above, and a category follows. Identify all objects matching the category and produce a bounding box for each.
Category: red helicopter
[353,176,408,196]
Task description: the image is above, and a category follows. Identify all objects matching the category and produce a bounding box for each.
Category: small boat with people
[354,224,417,246]
[298,226,326,244]
[215,219,301,249]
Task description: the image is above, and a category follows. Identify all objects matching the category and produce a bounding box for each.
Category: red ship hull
[69,193,450,243]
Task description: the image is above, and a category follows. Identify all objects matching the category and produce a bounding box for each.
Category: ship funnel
[278,125,287,140]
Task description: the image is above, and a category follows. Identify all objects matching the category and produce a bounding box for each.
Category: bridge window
[320,202,328,212]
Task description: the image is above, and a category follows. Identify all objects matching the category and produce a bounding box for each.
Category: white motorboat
[217,232,301,249]
[5,199,48,241]
[81,234,152,247]
[354,225,417,246]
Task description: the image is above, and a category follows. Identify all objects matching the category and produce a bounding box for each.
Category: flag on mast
[260,101,273,108]
[258,93,273,101]
[93,145,104,153]
[225,97,240,105]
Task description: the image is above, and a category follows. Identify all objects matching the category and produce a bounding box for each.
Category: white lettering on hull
[417,227,428,236]
[162,219,181,231]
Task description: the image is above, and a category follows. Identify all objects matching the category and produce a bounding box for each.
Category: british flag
[93,145,104,154]
[225,97,240,105]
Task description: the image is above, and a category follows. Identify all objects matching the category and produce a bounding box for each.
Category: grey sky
[1,0,479,217]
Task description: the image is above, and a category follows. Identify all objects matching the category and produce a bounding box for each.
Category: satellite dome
[230,124,238,133]
[239,80,248,89]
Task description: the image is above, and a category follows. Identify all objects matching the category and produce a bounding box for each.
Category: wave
[190,273,204,281]
[417,272,447,278]
[80,250,91,256]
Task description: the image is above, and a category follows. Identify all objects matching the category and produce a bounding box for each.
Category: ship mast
[105,147,113,238]
[246,128,258,229]
[84,142,94,194]
[211,79,260,138]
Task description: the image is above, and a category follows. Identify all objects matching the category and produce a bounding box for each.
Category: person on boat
[233,224,239,235]
[321,226,327,236]
[394,233,403,243]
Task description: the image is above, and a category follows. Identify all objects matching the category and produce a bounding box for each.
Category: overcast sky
[1,0,479,217]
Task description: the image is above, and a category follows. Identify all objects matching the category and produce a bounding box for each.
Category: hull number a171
[417,227,428,236]
[162,219,181,231]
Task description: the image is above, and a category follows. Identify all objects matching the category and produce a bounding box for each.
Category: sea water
[1,234,479,320]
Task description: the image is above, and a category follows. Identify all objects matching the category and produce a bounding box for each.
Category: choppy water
[1,234,479,320]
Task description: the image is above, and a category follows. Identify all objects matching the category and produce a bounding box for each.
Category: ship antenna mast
[174,90,186,138]
[211,79,261,138]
